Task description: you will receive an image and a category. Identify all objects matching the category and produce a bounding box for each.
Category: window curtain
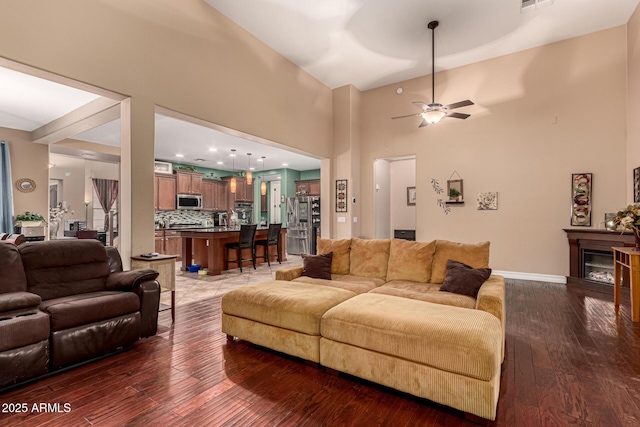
[0,141,14,233]
[91,178,118,232]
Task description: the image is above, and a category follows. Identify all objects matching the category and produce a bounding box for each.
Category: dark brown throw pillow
[439,260,491,298]
[301,252,333,280]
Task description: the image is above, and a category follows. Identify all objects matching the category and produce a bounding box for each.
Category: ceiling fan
[392,21,473,128]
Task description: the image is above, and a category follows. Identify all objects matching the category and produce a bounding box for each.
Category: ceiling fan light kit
[392,20,473,128]
[422,109,446,124]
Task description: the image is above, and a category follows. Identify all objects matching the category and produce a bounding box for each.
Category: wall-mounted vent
[522,0,553,13]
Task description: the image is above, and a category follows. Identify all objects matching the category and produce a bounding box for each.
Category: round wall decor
[15,178,36,193]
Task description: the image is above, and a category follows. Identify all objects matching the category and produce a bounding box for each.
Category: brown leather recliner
[0,242,50,388]
[0,239,161,388]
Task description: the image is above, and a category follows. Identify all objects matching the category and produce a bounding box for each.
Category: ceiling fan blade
[412,102,429,110]
[445,100,474,110]
[418,119,428,128]
[392,113,422,120]
[446,112,470,120]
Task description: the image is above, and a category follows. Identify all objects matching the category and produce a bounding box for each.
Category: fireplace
[565,229,634,288]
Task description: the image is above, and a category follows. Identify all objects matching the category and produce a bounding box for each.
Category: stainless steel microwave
[177,194,202,210]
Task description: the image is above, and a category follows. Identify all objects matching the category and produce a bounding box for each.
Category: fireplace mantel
[564,228,634,288]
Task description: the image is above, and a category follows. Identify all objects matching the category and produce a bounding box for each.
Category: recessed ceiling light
[229,153,236,157]
[217,161,223,165]
[396,87,403,94]
[175,154,184,158]
[282,163,288,166]
[257,157,264,162]
[249,167,255,170]
[209,148,217,152]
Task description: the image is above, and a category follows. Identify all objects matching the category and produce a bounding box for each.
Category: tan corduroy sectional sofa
[221,237,505,420]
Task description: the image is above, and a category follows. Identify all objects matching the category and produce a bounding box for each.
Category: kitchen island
[180,227,287,275]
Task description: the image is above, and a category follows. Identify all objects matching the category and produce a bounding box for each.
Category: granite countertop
[177,226,278,233]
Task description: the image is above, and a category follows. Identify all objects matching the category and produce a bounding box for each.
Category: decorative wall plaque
[15,178,36,193]
[571,173,592,226]
[336,179,347,212]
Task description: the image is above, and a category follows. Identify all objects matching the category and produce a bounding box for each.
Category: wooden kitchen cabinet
[164,230,182,260]
[155,174,176,210]
[261,194,268,212]
[223,176,253,204]
[155,230,164,253]
[202,179,215,211]
[176,170,203,195]
[295,179,320,196]
[155,229,182,261]
[202,179,229,211]
[215,181,228,211]
[309,180,321,196]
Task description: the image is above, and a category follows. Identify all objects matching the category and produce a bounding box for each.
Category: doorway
[270,180,282,224]
[374,156,416,239]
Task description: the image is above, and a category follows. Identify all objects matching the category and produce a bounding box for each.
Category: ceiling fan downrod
[428,20,439,105]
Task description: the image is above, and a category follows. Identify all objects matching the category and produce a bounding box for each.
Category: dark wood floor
[1,280,640,426]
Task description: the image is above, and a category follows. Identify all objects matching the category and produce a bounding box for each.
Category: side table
[131,254,177,322]
[613,247,640,322]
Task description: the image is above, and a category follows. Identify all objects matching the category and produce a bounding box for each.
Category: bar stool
[225,224,257,272]
[255,223,282,266]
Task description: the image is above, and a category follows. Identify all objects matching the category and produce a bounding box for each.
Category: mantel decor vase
[49,219,60,240]
[635,229,640,251]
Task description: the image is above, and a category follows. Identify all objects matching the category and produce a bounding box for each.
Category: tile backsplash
[154,210,221,227]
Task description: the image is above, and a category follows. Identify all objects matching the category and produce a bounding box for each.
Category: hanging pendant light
[260,156,267,196]
[230,149,237,194]
[246,153,253,185]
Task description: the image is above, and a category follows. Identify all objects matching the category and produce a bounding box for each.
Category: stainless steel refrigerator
[286,196,320,255]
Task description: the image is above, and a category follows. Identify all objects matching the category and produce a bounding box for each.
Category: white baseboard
[492,270,567,284]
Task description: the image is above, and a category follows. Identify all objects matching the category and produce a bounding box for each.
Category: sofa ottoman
[320,293,503,420]
[222,281,356,363]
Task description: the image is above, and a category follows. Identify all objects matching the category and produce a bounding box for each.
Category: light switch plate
[338,217,346,223]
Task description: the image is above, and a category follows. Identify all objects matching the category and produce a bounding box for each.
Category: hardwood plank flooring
[1,279,640,426]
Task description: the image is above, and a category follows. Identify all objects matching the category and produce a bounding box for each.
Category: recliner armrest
[106,269,159,290]
[0,292,41,313]
[131,280,161,337]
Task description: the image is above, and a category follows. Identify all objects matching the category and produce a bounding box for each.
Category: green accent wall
[300,169,320,180]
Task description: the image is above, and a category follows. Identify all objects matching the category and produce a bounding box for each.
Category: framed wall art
[477,192,498,210]
[634,167,640,203]
[571,173,592,226]
[15,178,36,193]
[336,179,347,212]
[407,187,416,206]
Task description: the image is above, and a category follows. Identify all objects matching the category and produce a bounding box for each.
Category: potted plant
[15,211,46,227]
[449,188,462,202]
[613,203,640,250]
